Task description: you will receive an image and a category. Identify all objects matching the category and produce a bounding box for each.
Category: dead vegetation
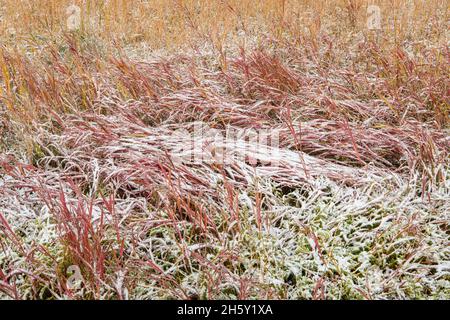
[0,0,449,299]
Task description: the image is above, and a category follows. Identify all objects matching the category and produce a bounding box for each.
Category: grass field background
[0,0,448,299]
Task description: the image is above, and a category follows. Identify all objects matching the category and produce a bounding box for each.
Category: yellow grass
[0,0,447,50]
[0,0,448,300]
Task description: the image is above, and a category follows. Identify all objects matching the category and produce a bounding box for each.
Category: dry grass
[0,0,449,299]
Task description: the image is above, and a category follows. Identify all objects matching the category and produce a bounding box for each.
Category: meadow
[0,0,448,299]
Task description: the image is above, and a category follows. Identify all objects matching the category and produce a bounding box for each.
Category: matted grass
[0,0,449,299]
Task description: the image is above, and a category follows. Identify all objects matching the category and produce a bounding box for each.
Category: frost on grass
[0,116,448,299]
[0,1,449,299]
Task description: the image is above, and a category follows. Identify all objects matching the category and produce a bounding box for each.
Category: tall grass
[1,1,447,48]
[0,0,449,299]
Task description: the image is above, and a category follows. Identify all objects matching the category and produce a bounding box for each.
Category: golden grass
[0,0,447,50]
[0,0,448,300]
